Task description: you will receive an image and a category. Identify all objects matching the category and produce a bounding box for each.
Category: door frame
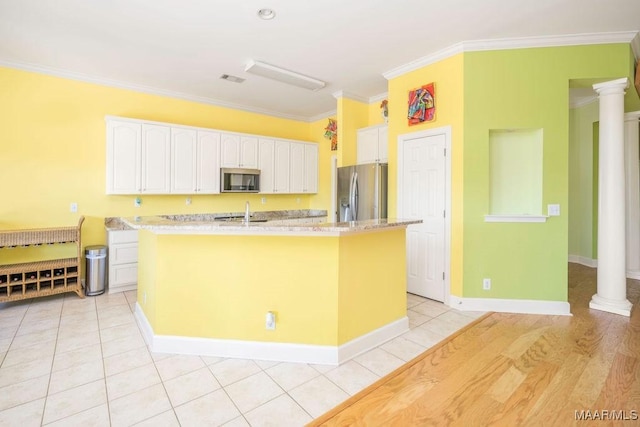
[397,126,452,305]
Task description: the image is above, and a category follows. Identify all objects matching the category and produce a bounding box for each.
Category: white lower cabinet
[108,230,138,294]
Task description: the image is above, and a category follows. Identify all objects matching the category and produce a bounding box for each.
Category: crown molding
[369,92,388,103]
[383,31,640,80]
[0,58,316,123]
[570,96,598,109]
[308,109,337,122]
[332,90,369,104]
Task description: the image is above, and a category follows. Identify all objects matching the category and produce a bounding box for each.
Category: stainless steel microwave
[220,168,260,193]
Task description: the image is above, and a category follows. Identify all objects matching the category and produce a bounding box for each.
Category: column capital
[624,110,640,121]
[593,77,629,96]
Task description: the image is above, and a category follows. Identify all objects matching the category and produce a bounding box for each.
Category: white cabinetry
[357,125,388,164]
[260,139,293,194]
[290,142,318,193]
[106,120,170,194]
[220,134,258,168]
[107,230,138,294]
[171,129,220,194]
[107,120,141,194]
[141,124,171,193]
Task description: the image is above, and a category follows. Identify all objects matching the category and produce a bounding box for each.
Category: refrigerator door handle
[352,172,359,221]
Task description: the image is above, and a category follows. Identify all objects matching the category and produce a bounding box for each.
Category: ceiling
[1,0,639,121]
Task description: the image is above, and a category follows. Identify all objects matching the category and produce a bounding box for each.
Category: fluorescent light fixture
[245,60,326,91]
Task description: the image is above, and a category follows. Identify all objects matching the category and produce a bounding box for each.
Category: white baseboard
[568,254,598,268]
[134,303,408,365]
[568,255,640,280]
[448,296,572,316]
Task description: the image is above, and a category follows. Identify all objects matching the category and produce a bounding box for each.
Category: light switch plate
[547,204,560,216]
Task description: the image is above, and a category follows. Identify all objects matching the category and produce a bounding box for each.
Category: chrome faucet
[243,201,250,224]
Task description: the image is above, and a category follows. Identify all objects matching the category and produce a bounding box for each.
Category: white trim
[368,92,389,104]
[0,59,315,122]
[568,255,598,268]
[331,90,369,104]
[449,296,572,316]
[484,215,548,223]
[627,270,640,280]
[397,126,452,306]
[570,96,598,109]
[135,304,407,365]
[308,109,337,123]
[383,31,639,80]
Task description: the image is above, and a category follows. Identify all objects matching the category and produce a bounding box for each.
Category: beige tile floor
[0,291,484,426]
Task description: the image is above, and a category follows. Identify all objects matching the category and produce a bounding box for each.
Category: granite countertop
[119,215,420,236]
[105,210,327,231]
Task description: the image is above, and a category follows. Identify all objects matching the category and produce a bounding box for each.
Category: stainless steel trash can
[85,245,107,296]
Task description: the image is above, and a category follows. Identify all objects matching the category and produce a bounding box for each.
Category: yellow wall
[387,54,465,295]
[335,97,369,167]
[338,228,406,342]
[0,66,334,263]
[137,228,407,346]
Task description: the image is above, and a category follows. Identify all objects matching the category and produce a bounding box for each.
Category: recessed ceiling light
[257,8,276,20]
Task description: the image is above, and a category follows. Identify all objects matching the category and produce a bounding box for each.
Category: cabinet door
[289,142,305,193]
[170,128,197,194]
[377,126,389,163]
[357,127,380,164]
[141,124,171,193]
[220,133,240,167]
[106,120,141,194]
[303,143,318,193]
[258,139,275,193]
[196,131,221,194]
[240,136,259,168]
[274,140,290,193]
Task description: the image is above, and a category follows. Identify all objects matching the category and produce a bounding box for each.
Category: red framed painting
[407,83,435,125]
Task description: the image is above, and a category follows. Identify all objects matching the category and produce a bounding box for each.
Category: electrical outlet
[261,197,266,204]
[134,197,141,207]
[70,202,78,213]
[185,197,192,205]
[266,311,276,330]
[483,278,491,290]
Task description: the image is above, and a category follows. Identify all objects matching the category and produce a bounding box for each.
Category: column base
[589,294,632,317]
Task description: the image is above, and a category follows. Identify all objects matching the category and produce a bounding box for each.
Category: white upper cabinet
[171,128,220,194]
[290,142,318,194]
[196,131,221,194]
[170,128,197,194]
[357,124,388,164]
[140,124,171,194]
[106,116,313,196]
[258,138,275,193]
[107,120,141,194]
[303,143,318,194]
[106,120,170,194]
[274,140,291,193]
[220,134,258,168]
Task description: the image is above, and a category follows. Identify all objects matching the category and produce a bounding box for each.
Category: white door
[400,133,447,301]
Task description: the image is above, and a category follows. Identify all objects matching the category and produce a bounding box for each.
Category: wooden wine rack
[0,217,85,303]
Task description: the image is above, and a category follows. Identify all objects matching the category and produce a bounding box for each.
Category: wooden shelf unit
[0,217,85,302]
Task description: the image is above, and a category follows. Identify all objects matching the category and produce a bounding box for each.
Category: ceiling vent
[220,74,245,83]
[244,60,325,91]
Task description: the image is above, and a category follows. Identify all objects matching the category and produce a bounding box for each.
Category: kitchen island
[123,214,420,365]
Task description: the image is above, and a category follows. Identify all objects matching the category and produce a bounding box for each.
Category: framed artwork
[324,118,337,151]
[408,83,435,125]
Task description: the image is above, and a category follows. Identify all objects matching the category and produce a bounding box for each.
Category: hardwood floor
[309,264,640,426]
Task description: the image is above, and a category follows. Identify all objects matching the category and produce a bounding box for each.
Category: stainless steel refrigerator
[336,163,388,221]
